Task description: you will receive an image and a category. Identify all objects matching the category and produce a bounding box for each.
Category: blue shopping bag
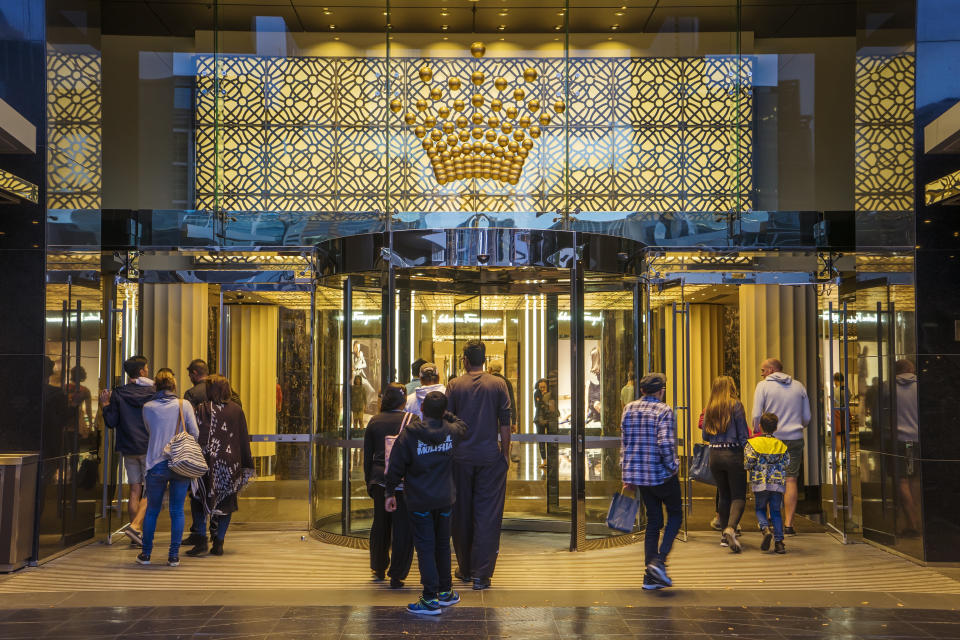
[690,442,716,485]
[606,488,640,533]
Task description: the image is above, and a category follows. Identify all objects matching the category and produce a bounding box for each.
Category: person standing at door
[620,372,680,590]
[385,391,468,614]
[751,358,811,535]
[406,363,445,419]
[487,362,519,464]
[186,374,255,557]
[445,340,512,591]
[620,371,635,413]
[138,368,199,567]
[99,355,155,546]
[363,383,415,588]
[533,378,559,468]
[352,375,367,431]
[702,375,750,553]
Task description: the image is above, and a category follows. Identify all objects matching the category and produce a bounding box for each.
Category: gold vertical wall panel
[738,285,818,464]
[662,303,724,444]
[228,306,278,459]
[142,283,209,395]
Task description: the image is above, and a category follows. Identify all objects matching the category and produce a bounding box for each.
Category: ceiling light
[554,24,562,30]
[440,8,449,16]
[323,8,331,15]
[498,24,506,31]
[615,11,624,17]
[611,24,620,30]
[333,35,340,41]
[441,24,448,30]
[498,9,508,16]
[329,24,336,29]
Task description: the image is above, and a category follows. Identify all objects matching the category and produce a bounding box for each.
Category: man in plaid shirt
[620,372,681,590]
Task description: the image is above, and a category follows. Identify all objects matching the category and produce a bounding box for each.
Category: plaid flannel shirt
[620,396,679,486]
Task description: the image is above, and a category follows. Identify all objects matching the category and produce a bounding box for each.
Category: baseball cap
[419,362,439,377]
[639,372,667,394]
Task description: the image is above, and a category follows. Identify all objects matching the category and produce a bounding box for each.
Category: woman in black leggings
[702,375,750,553]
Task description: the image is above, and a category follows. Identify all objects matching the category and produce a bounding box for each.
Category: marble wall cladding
[723,304,740,390]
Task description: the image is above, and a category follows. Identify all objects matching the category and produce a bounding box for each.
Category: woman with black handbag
[139,368,199,567]
[702,375,750,553]
[186,374,255,557]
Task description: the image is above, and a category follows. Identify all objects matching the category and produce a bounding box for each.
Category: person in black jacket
[385,391,467,615]
[99,355,155,545]
[362,383,414,588]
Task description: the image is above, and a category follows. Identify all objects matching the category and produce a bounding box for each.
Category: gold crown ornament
[393,43,565,186]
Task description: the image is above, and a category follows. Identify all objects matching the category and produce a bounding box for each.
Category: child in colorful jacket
[744,412,791,554]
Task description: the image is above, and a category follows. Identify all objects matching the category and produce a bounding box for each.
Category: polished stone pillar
[738,285,819,480]
[228,305,278,459]
[142,283,208,388]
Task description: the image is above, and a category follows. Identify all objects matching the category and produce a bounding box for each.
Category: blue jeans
[189,496,232,541]
[142,460,191,558]
[754,490,784,542]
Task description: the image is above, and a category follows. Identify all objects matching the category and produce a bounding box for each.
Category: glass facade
[5,0,960,564]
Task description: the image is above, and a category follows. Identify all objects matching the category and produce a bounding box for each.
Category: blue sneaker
[437,591,460,606]
[646,560,672,587]
[407,597,442,615]
[642,574,664,591]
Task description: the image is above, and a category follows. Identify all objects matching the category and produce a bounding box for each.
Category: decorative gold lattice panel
[854,54,915,213]
[47,50,101,210]
[195,54,753,214]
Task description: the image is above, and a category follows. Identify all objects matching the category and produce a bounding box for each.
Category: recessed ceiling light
[323,8,331,15]
[333,35,340,41]
[498,9,508,16]
[554,24,562,30]
[498,24,506,31]
[329,24,336,29]
[441,24,448,30]
[611,24,620,30]
[615,11,624,17]
[440,8,449,16]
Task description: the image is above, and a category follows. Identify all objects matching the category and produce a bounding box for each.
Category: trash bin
[0,453,39,572]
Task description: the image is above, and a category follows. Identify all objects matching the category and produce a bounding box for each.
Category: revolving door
[310,228,646,551]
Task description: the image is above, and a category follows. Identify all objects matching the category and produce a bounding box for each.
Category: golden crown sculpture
[390,42,566,186]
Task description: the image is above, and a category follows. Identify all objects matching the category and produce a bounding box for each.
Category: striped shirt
[620,396,679,486]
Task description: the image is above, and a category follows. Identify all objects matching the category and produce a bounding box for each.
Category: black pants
[409,505,453,600]
[639,475,683,567]
[368,485,414,580]
[709,447,746,530]
[452,457,508,581]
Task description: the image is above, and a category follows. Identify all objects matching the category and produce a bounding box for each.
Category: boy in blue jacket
[744,412,791,554]
[385,391,468,615]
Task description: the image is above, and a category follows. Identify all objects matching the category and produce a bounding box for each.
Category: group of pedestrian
[100,356,254,568]
[619,357,809,590]
[362,340,512,615]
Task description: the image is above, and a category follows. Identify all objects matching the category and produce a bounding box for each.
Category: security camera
[477,253,490,265]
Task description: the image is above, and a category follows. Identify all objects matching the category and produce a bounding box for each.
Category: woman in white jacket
[138,368,199,567]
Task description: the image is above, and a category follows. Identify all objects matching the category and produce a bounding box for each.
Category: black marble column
[0,1,46,455]
[914,1,960,563]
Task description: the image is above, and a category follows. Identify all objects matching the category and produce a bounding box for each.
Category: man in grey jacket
[751,358,811,535]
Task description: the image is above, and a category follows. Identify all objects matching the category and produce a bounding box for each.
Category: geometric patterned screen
[47,50,102,210]
[854,54,915,213]
[195,55,753,214]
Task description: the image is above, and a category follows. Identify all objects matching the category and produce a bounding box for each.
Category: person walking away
[702,375,750,553]
[744,412,790,554]
[363,383,415,588]
[488,362,520,464]
[533,378,559,468]
[406,363,446,419]
[751,358,811,535]
[620,373,681,590]
[620,371,635,413]
[445,340,511,591]
[352,375,367,431]
[99,355,155,546]
[406,358,427,395]
[186,374,255,557]
[385,391,468,615]
[138,368,199,567]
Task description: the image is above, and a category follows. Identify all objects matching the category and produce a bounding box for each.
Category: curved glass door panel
[311,282,344,538]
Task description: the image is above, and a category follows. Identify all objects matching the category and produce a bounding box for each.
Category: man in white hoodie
[751,358,810,535]
[406,362,446,419]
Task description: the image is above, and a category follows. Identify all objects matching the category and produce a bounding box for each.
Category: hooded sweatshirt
[142,391,200,472]
[405,383,446,420]
[751,372,811,441]
[102,378,156,455]
[895,373,918,442]
[384,412,467,512]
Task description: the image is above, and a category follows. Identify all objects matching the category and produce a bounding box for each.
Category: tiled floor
[2,604,960,639]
